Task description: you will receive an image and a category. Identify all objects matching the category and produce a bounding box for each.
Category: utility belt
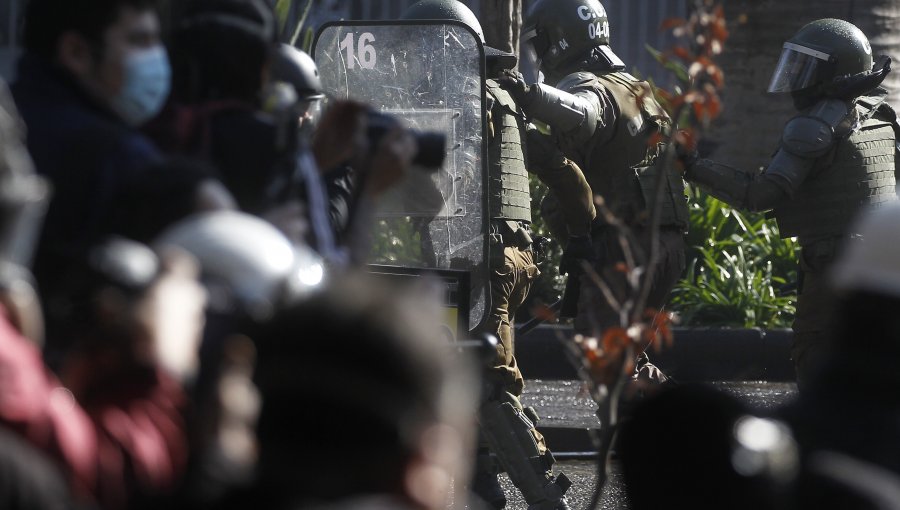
[490,219,549,266]
[799,234,863,273]
[491,219,533,249]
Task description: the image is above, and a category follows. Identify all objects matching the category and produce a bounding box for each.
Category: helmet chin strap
[825,55,892,100]
[791,56,891,110]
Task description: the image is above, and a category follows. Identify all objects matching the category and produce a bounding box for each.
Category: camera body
[366,111,447,171]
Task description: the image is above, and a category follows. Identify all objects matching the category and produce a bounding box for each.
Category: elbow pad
[523,84,599,140]
[765,111,839,194]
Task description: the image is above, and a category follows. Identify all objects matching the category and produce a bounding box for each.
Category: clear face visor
[767,42,832,93]
[519,31,544,84]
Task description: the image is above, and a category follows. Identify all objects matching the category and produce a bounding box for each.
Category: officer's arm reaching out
[683,112,833,212]
[683,158,804,212]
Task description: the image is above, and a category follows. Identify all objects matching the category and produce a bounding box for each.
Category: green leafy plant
[669,188,797,328]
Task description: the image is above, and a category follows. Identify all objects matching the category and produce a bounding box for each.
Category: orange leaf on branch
[706,93,722,120]
[674,128,698,152]
[601,327,631,354]
[530,302,558,322]
[671,46,692,62]
[660,17,687,31]
[646,131,666,148]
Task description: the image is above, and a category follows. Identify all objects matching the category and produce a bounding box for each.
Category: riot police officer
[680,19,898,387]
[401,2,573,509]
[500,0,688,360]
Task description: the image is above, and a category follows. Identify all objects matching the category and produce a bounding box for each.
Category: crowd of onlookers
[0,0,449,508]
[3,0,900,509]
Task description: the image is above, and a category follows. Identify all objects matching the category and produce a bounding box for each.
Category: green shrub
[523,183,799,329]
[668,188,797,328]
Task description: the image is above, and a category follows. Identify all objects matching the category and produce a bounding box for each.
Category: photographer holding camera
[164,0,428,266]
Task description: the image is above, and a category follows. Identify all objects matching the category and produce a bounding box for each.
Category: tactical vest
[486,80,532,223]
[564,72,689,229]
[774,96,898,245]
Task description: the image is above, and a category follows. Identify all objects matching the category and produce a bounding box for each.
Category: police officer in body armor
[500,0,688,367]
[680,19,898,387]
[400,2,572,509]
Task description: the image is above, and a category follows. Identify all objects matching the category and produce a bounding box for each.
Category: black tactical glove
[498,70,535,109]
[559,235,596,276]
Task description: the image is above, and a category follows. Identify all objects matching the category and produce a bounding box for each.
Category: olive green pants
[484,245,538,395]
[791,243,840,389]
[479,244,547,453]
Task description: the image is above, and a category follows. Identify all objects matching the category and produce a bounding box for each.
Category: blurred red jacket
[0,306,188,509]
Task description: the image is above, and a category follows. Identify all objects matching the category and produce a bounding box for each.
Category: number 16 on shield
[339,32,377,70]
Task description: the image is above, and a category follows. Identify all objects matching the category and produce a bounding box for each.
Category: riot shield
[314,21,488,330]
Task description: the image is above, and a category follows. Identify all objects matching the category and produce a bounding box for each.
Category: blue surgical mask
[110,45,171,126]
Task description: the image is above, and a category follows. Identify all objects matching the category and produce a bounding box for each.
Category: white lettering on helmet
[577,6,592,20]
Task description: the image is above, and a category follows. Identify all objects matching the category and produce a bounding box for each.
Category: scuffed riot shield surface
[314,22,488,329]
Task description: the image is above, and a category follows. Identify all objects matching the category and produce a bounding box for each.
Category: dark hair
[618,385,788,510]
[111,157,217,244]
[171,0,276,103]
[252,276,459,504]
[834,291,900,360]
[23,0,159,60]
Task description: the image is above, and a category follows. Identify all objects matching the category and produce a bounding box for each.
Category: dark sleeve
[323,165,358,237]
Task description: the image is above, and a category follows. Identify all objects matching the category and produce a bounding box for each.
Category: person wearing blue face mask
[10,0,173,363]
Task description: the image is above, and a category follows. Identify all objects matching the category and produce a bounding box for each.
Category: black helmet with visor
[767,19,874,95]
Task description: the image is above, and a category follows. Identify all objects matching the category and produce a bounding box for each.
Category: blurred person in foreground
[0,237,206,510]
[0,77,75,510]
[12,0,171,300]
[778,201,900,508]
[245,275,478,510]
[153,210,325,508]
[618,384,799,510]
[0,73,205,508]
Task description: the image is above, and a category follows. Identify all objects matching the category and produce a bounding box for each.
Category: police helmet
[401,0,485,42]
[767,19,874,95]
[270,44,324,101]
[401,0,515,67]
[522,0,624,81]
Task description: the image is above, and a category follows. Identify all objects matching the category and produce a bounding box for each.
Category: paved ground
[486,380,799,509]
